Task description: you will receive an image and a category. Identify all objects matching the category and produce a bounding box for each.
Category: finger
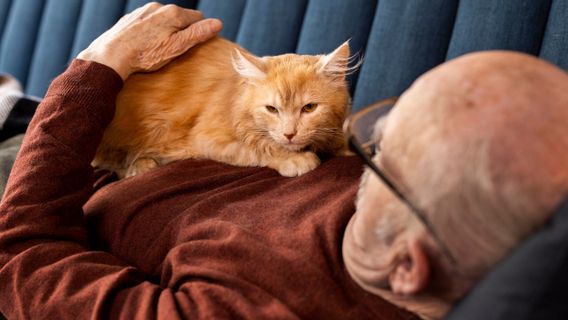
[115,2,161,27]
[157,5,205,29]
[175,8,205,28]
[145,18,221,66]
[138,2,162,17]
[160,18,222,60]
[174,18,223,50]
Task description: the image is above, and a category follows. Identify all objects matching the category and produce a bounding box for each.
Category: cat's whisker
[324,51,363,77]
[310,128,344,136]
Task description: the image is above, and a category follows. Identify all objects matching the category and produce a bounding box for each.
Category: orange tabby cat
[93,36,353,178]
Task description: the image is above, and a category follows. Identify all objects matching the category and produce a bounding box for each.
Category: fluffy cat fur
[93,36,354,178]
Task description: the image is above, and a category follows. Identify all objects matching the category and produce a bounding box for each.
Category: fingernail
[210,18,223,33]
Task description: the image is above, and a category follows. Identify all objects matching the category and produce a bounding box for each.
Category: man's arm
[0,3,224,319]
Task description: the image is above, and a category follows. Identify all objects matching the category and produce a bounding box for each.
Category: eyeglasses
[344,97,458,266]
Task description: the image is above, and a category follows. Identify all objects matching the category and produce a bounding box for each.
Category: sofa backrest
[0,0,566,111]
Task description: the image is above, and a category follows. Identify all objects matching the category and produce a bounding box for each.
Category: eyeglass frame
[343,97,459,267]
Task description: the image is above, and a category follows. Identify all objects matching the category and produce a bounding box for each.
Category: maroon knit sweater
[0,60,417,320]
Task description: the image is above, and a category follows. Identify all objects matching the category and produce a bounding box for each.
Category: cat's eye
[302,103,318,113]
[266,105,278,113]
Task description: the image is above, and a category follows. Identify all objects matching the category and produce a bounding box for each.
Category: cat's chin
[280,143,307,152]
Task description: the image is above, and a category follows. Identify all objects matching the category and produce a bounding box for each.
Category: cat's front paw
[125,157,159,178]
[275,152,320,177]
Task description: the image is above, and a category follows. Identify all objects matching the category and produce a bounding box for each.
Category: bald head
[344,51,568,319]
[385,51,568,268]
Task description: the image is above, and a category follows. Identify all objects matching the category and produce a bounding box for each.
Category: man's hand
[77,2,222,80]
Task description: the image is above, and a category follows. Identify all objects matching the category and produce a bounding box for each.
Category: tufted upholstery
[0,0,566,111]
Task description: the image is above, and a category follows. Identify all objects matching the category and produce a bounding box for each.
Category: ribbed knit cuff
[25,59,125,162]
[46,59,124,129]
[0,90,23,129]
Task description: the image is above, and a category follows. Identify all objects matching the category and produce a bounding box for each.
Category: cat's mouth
[281,141,307,151]
[269,133,309,151]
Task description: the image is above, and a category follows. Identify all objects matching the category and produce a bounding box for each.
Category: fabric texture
[0,96,41,142]
[0,74,23,130]
[69,0,126,58]
[296,0,376,94]
[446,0,552,59]
[25,0,83,97]
[352,0,459,109]
[124,0,197,13]
[236,0,308,56]
[0,134,23,197]
[539,0,568,71]
[0,0,46,88]
[0,1,11,50]
[1,0,568,108]
[0,92,21,128]
[197,0,246,41]
[0,60,418,320]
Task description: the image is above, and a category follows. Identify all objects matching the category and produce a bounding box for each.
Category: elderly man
[343,51,568,318]
[0,2,567,319]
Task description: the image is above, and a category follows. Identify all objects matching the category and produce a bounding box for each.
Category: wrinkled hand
[77,2,222,80]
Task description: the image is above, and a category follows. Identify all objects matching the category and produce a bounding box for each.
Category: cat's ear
[232,50,267,80]
[318,40,352,80]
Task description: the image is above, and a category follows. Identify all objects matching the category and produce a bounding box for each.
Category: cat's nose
[284,133,296,141]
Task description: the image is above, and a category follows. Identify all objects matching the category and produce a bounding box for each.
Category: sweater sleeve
[0,60,240,320]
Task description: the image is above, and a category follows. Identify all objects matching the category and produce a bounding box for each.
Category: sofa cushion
[1,0,568,108]
[446,0,551,59]
[352,0,458,109]
[235,0,307,56]
[540,0,568,71]
[0,0,45,91]
[69,1,126,58]
[197,0,246,41]
[26,0,83,97]
[296,0,376,93]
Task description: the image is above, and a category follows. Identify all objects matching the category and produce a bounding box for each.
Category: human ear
[231,49,267,79]
[388,236,431,295]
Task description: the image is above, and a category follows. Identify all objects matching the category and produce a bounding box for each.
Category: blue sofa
[1,0,568,110]
[0,0,567,319]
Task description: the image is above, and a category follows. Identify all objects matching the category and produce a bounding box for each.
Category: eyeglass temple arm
[348,137,458,266]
